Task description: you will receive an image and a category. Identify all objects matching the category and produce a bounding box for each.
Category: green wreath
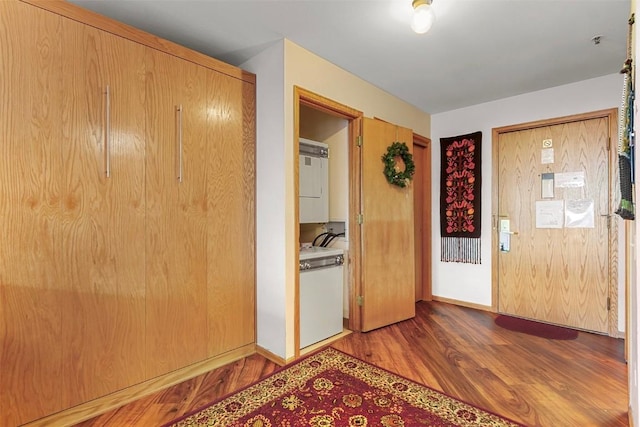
[381,141,415,188]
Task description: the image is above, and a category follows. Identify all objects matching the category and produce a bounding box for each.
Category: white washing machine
[299,246,344,348]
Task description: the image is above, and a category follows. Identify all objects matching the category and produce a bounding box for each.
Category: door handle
[104,85,111,178]
[176,105,183,183]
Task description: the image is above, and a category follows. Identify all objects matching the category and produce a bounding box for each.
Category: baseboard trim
[256,329,354,366]
[23,344,256,427]
[256,345,287,366]
[431,296,493,312]
[300,329,353,357]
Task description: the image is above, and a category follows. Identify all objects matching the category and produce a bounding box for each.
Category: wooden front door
[496,113,613,333]
[360,118,415,332]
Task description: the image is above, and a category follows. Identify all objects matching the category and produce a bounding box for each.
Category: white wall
[241,42,287,358]
[431,74,625,331]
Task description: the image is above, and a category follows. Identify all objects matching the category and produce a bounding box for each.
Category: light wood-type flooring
[76,301,628,426]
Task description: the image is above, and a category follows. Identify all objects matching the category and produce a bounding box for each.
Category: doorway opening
[293,87,434,356]
[294,87,363,358]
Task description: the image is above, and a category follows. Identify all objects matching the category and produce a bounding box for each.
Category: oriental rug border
[165,347,523,427]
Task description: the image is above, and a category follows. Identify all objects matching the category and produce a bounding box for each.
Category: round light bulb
[411,3,435,34]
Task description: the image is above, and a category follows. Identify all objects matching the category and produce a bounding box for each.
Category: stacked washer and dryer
[298,138,345,348]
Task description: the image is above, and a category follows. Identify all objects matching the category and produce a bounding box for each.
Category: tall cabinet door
[0,2,64,425]
[145,48,209,377]
[206,72,256,355]
[60,20,147,407]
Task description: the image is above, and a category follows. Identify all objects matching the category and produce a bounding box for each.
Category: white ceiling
[68,0,631,114]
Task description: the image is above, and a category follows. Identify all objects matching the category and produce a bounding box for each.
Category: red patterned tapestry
[440,131,482,263]
[165,347,523,427]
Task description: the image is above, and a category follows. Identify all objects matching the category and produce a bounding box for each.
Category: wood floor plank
[75,301,628,427]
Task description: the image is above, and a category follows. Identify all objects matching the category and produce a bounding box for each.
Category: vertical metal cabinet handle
[176,105,183,183]
[104,85,111,178]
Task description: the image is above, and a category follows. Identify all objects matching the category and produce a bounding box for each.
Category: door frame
[491,108,620,337]
[293,86,364,358]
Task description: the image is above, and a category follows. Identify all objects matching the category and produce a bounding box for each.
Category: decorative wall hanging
[616,13,635,220]
[440,131,482,263]
[382,141,415,188]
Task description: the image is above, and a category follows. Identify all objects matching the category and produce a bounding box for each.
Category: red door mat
[495,315,579,340]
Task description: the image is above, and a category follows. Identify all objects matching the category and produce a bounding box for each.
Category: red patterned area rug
[165,347,524,427]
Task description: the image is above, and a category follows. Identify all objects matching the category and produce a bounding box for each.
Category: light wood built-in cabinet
[0,1,256,425]
[61,15,148,409]
[144,46,210,379]
[0,3,65,423]
[205,67,256,358]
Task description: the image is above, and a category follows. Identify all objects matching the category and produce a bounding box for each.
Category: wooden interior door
[360,118,415,332]
[145,48,209,377]
[413,135,432,302]
[0,2,64,424]
[60,19,147,407]
[497,117,610,333]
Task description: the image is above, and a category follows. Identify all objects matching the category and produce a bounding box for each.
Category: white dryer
[299,246,344,348]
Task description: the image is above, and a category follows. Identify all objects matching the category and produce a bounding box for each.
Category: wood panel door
[497,117,610,333]
[0,2,64,425]
[145,48,209,377]
[60,19,147,406]
[413,135,432,302]
[206,72,256,356]
[360,118,415,332]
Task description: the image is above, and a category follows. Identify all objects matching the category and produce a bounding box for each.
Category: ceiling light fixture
[411,0,436,34]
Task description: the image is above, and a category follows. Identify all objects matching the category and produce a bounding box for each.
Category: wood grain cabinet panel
[206,69,256,356]
[145,48,209,378]
[0,1,256,424]
[59,18,147,408]
[0,2,64,425]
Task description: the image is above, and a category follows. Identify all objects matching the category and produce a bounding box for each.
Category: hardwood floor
[76,301,628,426]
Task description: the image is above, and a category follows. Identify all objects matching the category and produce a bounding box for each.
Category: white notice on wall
[536,200,564,228]
[555,171,585,188]
[541,148,554,164]
[565,199,595,228]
